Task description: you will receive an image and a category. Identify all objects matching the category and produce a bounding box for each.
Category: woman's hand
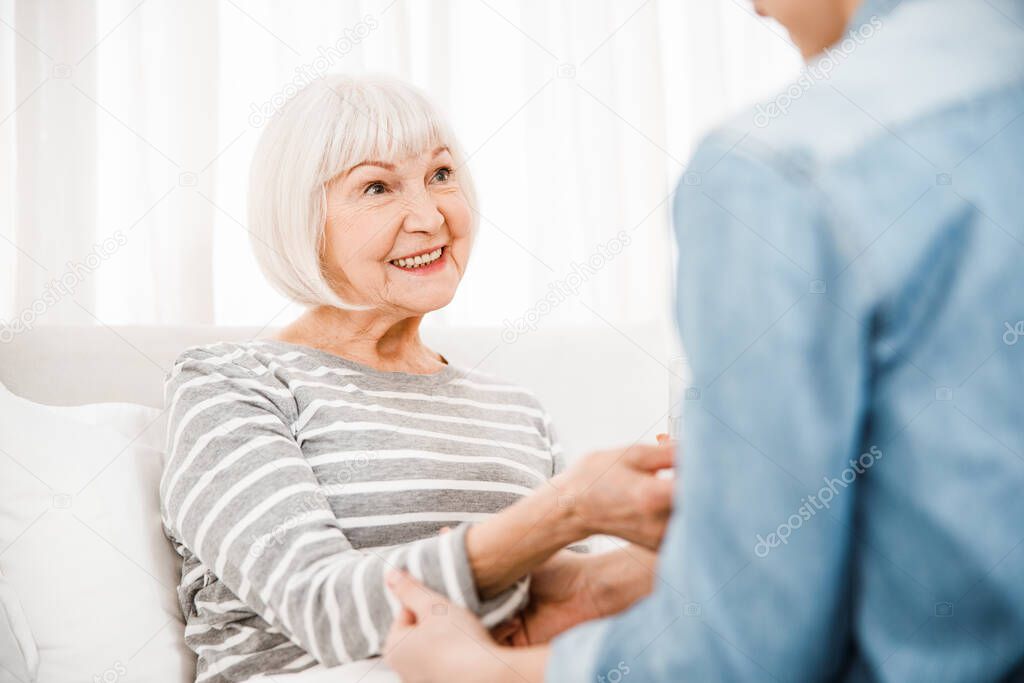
[497,551,599,646]
[498,546,661,646]
[555,442,675,550]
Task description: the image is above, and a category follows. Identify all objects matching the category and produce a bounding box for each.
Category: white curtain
[0,0,800,334]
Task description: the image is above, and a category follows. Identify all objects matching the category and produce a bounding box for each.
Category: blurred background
[0,0,799,339]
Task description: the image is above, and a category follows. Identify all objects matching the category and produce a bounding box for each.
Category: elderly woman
[159,75,672,683]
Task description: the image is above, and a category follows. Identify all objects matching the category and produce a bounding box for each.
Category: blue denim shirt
[548,1,1024,681]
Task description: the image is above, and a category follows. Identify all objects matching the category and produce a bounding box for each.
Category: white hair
[247,74,477,309]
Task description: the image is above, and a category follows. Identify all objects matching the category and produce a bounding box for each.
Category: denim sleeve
[548,135,868,682]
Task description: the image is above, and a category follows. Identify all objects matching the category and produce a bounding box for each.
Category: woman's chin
[387,269,461,314]
[395,288,458,316]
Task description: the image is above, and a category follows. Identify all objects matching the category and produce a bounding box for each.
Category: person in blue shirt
[383,0,1024,680]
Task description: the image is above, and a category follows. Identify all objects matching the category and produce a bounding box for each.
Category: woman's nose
[401,191,444,233]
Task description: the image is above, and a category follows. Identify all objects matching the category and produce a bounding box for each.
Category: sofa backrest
[0,323,680,459]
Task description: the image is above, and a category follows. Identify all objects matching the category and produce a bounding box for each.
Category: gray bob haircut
[247,74,477,309]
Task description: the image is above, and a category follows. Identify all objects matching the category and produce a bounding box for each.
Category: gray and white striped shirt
[159,339,562,682]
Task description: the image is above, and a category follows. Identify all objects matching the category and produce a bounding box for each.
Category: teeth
[391,248,443,269]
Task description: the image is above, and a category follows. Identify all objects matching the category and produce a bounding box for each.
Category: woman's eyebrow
[349,159,395,172]
[347,147,449,175]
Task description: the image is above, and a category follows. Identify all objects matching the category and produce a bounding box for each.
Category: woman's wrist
[547,470,595,541]
[466,484,589,598]
[537,480,592,546]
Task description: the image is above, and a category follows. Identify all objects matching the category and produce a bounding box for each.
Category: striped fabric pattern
[159,339,562,682]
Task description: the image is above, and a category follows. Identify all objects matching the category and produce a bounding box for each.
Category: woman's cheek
[452,209,475,272]
[443,192,473,237]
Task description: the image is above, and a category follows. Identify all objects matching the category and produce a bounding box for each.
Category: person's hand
[384,571,501,683]
[491,614,526,644]
[554,442,675,550]
[498,552,604,646]
[497,546,660,647]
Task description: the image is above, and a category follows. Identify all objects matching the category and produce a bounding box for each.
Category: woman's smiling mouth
[388,245,448,273]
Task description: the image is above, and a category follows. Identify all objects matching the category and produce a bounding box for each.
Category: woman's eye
[431,167,452,183]
[364,182,388,196]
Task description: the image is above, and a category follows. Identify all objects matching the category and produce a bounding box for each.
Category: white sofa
[0,323,674,683]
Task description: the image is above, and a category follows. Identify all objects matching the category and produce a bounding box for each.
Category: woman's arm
[161,348,530,665]
[465,444,674,597]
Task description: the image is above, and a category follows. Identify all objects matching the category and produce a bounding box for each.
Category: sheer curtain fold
[10,0,97,324]
[0,0,800,329]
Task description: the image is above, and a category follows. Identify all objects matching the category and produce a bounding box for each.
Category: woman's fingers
[558,442,677,546]
[624,443,675,471]
[490,615,524,644]
[510,623,532,647]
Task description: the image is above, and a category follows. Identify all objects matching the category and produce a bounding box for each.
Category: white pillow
[48,401,168,454]
[0,384,193,683]
[0,565,38,683]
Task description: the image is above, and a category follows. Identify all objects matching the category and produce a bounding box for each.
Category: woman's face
[320,145,473,316]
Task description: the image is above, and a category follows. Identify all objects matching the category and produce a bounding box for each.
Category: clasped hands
[384,438,676,681]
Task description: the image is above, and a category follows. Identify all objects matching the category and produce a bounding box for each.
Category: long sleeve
[160,347,529,666]
[545,415,566,478]
[548,134,866,681]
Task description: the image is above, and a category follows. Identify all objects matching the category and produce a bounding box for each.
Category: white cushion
[0,565,38,683]
[0,384,193,682]
[49,401,168,454]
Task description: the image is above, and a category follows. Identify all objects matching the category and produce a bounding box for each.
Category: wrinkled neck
[277,305,443,374]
